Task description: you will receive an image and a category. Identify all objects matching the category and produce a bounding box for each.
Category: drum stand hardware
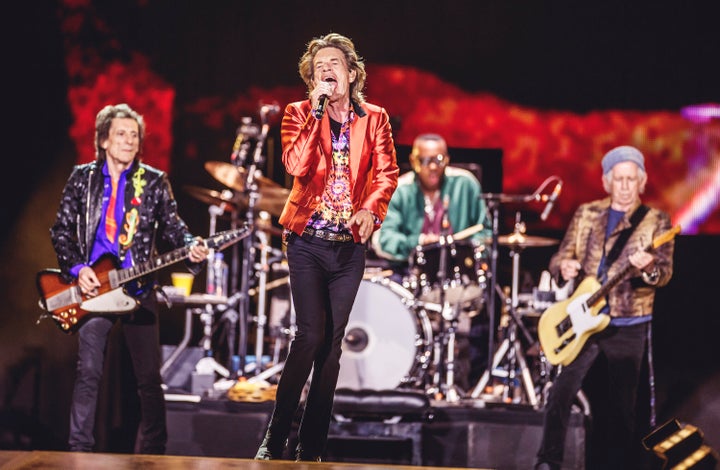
[478,176,563,378]
[424,207,466,403]
[426,301,464,402]
[248,229,287,376]
[470,213,544,407]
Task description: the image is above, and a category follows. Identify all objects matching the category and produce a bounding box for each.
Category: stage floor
[0,450,478,470]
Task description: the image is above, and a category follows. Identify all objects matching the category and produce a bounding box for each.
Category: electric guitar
[36,226,250,334]
[538,225,680,366]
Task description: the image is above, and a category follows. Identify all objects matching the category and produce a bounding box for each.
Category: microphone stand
[472,189,546,399]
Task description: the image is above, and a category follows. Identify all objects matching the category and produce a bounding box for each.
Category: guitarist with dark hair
[48,104,210,454]
[535,146,675,470]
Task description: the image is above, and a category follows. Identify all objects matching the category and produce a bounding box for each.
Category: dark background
[3,0,719,461]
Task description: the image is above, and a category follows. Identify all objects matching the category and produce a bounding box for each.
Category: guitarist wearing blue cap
[535,146,677,470]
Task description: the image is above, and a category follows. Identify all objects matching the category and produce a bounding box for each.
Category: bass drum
[337,278,433,391]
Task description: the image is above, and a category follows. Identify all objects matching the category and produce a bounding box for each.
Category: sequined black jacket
[50,160,201,288]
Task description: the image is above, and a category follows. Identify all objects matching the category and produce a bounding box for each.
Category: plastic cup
[171,272,194,296]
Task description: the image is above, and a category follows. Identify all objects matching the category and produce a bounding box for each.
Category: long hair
[298,32,367,105]
[94,103,145,162]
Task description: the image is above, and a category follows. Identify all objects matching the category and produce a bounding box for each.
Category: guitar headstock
[205,224,252,251]
[652,225,681,249]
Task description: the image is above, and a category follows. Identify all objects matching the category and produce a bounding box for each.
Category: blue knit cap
[601,146,645,175]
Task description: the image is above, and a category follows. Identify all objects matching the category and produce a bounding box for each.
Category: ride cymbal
[497,233,559,248]
[205,161,280,191]
[184,185,238,211]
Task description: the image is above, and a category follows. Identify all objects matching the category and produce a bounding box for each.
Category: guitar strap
[603,204,649,270]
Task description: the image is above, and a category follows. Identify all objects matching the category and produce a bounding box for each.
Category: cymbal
[255,217,284,237]
[185,184,289,218]
[237,187,290,218]
[205,161,280,191]
[184,186,238,211]
[498,233,559,248]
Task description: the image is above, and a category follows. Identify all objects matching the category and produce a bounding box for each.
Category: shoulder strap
[604,204,649,268]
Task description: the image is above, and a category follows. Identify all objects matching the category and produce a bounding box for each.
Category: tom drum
[408,239,487,306]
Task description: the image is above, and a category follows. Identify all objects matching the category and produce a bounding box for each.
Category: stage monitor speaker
[422,409,587,469]
[166,402,272,458]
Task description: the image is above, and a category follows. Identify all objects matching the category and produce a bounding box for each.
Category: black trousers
[265,232,365,458]
[68,296,167,453]
[536,322,648,469]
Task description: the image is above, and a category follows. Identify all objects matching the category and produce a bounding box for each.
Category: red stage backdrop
[59,1,720,234]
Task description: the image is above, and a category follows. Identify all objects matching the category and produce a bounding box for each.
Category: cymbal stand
[248,278,295,384]
[233,105,278,378]
[470,214,538,407]
[210,202,238,367]
[192,203,233,376]
[249,229,272,376]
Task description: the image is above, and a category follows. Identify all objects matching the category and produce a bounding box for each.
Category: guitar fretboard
[118,246,192,283]
[115,225,249,284]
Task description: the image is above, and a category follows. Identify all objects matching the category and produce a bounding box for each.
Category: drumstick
[416,223,485,251]
[452,223,484,241]
[363,269,394,280]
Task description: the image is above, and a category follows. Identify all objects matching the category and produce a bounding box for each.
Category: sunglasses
[418,154,447,167]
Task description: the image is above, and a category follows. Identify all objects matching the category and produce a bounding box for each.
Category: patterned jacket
[50,159,200,291]
[549,197,674,318]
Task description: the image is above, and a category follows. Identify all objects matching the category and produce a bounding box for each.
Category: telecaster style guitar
[36,226,250,334]
[538,225,680,366]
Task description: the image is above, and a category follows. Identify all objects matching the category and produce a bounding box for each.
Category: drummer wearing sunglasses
[374,133,492,392]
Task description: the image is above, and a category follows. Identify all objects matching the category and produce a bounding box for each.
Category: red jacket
[278,100,399,243]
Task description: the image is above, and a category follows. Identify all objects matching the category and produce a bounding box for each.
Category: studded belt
[302,227,354,243]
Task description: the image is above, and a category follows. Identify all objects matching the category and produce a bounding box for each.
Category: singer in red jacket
[255,32,398,462]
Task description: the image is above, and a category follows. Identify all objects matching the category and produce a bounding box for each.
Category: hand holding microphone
[313,79,335,119]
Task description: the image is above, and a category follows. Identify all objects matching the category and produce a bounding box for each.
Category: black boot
[295,443,322,462]
[254,429,286,460]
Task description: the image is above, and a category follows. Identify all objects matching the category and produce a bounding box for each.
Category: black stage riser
[166,401,587,469]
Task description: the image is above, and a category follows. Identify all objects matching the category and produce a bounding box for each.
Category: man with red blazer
[255,32,399,462]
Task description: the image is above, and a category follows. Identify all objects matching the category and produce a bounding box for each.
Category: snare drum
[337,278,433,390]
[407,239,487,306]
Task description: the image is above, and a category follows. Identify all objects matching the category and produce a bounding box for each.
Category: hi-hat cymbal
[498,233,559,248]
[205,161,280,191]
[184,185,238,211]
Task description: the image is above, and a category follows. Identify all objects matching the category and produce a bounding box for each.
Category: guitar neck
[586,264,632,307]
[114,225,250,285]
[117,245,192,284]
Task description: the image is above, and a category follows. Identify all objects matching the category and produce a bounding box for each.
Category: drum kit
[336,177,567,408]
[179,108,565,408]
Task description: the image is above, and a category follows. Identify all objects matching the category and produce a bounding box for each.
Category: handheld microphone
[540,180,563,221]
[314,95,328,120]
